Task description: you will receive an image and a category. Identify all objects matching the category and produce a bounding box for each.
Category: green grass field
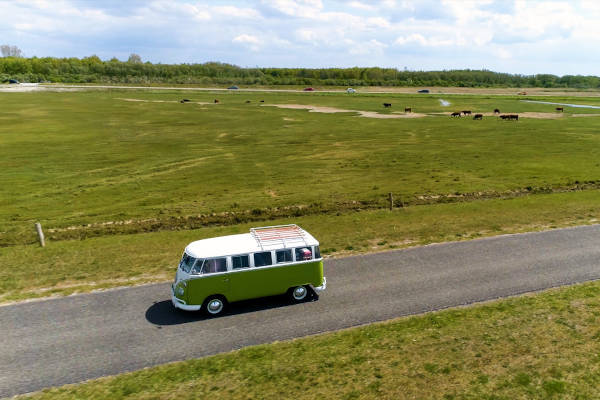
[2,89,600,246]
[2,88,600,301]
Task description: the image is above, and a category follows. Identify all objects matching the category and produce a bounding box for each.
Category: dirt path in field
[263,104,426,118]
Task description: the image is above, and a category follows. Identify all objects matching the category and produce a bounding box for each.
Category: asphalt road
[2,225,600,398]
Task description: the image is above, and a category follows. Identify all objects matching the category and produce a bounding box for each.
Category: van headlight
[175,281,187,297]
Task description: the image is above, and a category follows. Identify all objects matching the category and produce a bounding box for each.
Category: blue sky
[2,0,599,75]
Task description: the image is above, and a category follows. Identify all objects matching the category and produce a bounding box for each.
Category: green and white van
[171,224,326,315]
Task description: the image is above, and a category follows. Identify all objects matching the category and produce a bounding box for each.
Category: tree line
[1,55,599,88]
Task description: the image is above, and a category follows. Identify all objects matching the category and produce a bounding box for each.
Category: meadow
[2,89,600,246]
[2,88,600,301]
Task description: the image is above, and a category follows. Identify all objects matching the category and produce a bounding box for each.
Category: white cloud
[212,6,261,19]
[394,33,454,47]
[348,1,376,11]
[233,34,262,51]
[295,29,319,42]
[233,34,261,45]
[262,0,323,18]
[348,39,388,55]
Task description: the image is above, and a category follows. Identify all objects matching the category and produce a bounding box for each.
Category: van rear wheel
[203,296,226,316]
[290,285,308,302]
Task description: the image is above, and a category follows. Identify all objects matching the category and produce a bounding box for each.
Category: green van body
[182,260,324,306]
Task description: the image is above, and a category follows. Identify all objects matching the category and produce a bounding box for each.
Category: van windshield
[179,254,198,273]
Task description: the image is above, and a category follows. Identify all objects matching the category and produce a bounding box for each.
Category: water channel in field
[521,100,600,109]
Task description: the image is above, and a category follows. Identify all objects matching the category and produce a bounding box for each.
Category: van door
[187,258,231,305]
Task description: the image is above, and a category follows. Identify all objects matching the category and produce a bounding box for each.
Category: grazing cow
[383,103,392,108]
[214,99,219,103]
[556,107,564,112]
[260,100,265,102]
[500,114,519,121]
[180,99,191,103]
[404,107,412,113]
[451,112,461,117]
[461,110,472,116]
[494,108,500,114]
[473,114,483,120]
[245,100,251,103]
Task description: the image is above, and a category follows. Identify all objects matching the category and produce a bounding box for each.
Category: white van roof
[185,225,319,259]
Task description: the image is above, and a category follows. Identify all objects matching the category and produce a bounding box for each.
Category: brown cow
[473,114,483,120]
[214,99,219,103]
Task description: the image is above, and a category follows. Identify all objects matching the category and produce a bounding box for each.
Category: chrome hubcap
[293,286,307,300]
[208,299,223,314]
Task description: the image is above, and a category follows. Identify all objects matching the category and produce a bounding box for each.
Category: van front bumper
[171,284,201,311]
[314,276,327,292]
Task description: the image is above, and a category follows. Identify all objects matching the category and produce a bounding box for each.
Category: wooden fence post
[35,222,45,247]
[388,192,393,211]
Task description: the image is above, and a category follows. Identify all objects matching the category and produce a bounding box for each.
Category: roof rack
[250,224,309,250]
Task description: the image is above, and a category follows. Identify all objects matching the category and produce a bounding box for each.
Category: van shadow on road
[145,292,318,326]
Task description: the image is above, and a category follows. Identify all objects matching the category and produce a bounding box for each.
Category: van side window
[201,258,227,274]
[254,252,272,267]
[276,249,293,263]
[232,255,250,269]
[295,247,312,261]
[314,246,321,258]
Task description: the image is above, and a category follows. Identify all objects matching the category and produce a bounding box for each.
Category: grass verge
[2,189,599,303]
[22,278,600,399]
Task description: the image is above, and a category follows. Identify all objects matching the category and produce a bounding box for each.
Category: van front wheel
[290,286,308,302]
[203,296,226,316]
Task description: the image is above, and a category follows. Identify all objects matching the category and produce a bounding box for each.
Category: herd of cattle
[178,98,566,122]
[381,103,567,121]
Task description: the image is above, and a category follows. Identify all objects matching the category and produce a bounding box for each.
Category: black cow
[494,108,500,114]
[473,114,483,120]
[461,110,472,115]
[383,103,392,108]
[404,107,412,113]
[451,112,461,117]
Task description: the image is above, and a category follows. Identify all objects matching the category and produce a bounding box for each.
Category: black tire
[289,285,309,302]
[202,295,227,316]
